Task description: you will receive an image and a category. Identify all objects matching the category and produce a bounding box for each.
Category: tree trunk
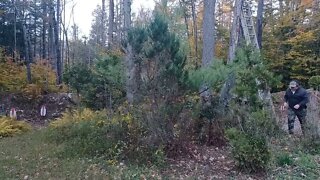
[61,0,66,71]
[116,0,123,45]
[256,0,264,49]
[200,0,216,103]
[42,0,47,60]
[101,0,106,47]
[108,0,114,49]
[123,0,134,103]
[65,29,70,67]
[13,0,17,61]
[61,22,70,68]
[179,0,190,39]
[48,1,55,69]
[279,0,284,17]
[201,0,216,68]
[55,0,62,84]
[191,0,198,61]
[33,12,37,59]
[22,23,32,84]
[219,0,243,108]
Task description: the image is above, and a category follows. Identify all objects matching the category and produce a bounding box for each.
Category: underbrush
[0,116,32,137]
[270,136,320,179]
[46,108,166,166]
[301,135,320,155]
[0,60,66,98]
[226,128,270,172]
[224,108,282,173]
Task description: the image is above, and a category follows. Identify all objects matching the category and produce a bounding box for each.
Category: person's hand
[294,104,300,109]
[280,102,288,111]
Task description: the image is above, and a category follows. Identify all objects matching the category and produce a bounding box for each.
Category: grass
[1,128,320,179]
[0,130,159,180]
[269,136,320,179]
[0,130,104,179]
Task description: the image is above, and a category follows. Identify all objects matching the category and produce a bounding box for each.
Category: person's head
[289,80,299,91]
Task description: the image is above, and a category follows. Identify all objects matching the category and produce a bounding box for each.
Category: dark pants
[288,108,307,134]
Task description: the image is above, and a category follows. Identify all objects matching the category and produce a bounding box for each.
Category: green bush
[245,110,281,137]
[47,110,127,159]
[276,152,294,166]
[46,107,165,166]
[63,54,125,110]
[308,76,320,90]
[226,128,271,172]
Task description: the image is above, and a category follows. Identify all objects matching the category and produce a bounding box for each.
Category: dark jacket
[284,87,309,110]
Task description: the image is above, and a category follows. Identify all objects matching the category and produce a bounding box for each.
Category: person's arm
[299,90,309,107]
[284,90,288,103]
[283,90,289,108]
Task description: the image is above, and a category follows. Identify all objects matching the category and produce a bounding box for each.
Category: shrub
[0,117,32,137]
[245,110,281,137]
[226,128,271,172]
[47,108,128,158]
[46,107,165,166]
[0,60,62,97]
[63,54,125,110]
[30,62,59,92]
[49,108,106,129]
[0,60,27,93]
[308,76,320,90]
[276,152,294,166]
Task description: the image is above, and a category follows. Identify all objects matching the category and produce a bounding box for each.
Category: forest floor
[0,91,320,179]
[162,145,266,179]
[1,130,319,179]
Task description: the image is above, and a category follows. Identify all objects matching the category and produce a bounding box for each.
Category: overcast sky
[65,0,155,36]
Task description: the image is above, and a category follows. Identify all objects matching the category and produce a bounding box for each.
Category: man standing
[282,80,309,135]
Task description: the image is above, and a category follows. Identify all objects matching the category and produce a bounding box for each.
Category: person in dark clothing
[282,80,309,135]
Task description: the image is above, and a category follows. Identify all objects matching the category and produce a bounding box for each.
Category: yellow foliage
[50,108,107,128]
[113,102,133,125]
[0,117,32,137]
[50,104,135,130]
[22,84,43,98]
[221,4,232,13]
[215,40,228,60]
[0,59,64,96]
[30,61,60,93]
[0,61,27,92]
[287,31,315,45]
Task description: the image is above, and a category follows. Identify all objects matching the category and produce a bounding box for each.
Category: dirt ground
[163,145,266,179]
[0,93,76,127]
[164,90,320,179]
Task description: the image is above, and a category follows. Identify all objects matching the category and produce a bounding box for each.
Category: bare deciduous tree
[108,0,114,49]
